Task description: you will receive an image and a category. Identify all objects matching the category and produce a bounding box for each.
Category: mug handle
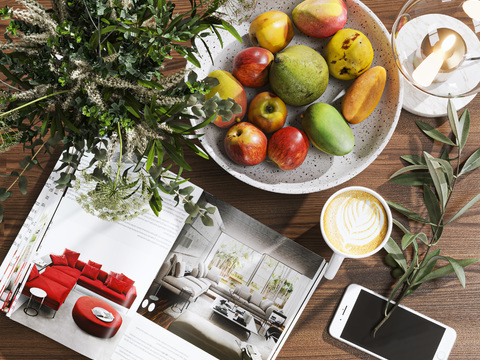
[324,253,345,280]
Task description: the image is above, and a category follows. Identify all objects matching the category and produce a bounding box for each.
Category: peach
[292,0,347,39]
[205,70,247,128]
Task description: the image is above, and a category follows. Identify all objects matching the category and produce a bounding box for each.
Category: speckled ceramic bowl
[189,0,403,194]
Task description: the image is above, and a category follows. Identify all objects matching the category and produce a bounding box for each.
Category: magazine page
[0,155,326,360]
[127,191,326,360]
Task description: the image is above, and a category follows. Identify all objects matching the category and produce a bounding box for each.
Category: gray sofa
[210,284,275,322]
[157,255,221,301]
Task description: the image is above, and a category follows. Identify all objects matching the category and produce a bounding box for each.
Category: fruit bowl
[189,0,403,194]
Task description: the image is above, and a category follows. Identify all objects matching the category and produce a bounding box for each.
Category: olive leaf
[378,101,480,333]
[459,148,480,176]
[424,152,448,209]
[416,121,456,146]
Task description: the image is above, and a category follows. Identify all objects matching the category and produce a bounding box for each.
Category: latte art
[323,190,388,255]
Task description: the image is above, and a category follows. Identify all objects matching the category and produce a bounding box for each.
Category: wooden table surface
[1,0,479,359]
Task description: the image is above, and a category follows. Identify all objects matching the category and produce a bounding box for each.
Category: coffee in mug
[320,186,392,280]
[322,189,389,256]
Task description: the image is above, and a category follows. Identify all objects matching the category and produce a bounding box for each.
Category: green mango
[301,103,354,156]
[269,45,329,107]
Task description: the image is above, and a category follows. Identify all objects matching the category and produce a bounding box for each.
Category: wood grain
[1,0,479,359]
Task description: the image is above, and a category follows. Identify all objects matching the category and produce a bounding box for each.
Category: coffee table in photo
[24,287,47,316]
[210,297,258,339]
[72,296,122,338]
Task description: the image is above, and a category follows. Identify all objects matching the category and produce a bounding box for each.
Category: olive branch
[374,100,480,336]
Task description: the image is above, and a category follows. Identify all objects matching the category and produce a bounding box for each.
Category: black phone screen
[341,290,446,360]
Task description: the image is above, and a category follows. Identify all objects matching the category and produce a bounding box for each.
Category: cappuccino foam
[323,190,388,255]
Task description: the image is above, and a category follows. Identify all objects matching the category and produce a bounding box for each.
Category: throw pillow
[119,273,135,294]
[81,264,101,280]
[260,299,273,311]
[87,260,102,269]
[50,254,68,266]
[170,254,182,275]
[198,262,205,278]
[174,261,185,278]
[75,260,86,271]
[107,276,126,294]
[97,270,109,283]
[28,266,39,282]
[250,291,263,307]
[190,267,198,277]
[63,248,80,268]
[206,267,221,284]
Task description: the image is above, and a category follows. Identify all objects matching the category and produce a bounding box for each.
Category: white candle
[412,28,466,87]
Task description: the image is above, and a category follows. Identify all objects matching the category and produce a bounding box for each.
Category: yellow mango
[341,66,387,124]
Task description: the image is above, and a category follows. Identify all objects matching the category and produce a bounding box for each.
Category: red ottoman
[72,296,122,338]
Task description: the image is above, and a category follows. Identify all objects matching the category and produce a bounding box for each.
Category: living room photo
[138,192,325,360]
[2,190,178,360]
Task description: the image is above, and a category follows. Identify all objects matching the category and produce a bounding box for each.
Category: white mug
[320,186,393,280]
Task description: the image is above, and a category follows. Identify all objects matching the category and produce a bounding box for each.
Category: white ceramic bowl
[189,0,404,194]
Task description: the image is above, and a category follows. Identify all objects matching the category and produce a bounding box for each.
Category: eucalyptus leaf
[386,249,418,314]
[0,189,13,201]
[18,176,27,195]
[414,249,442,285]
[201,214,214,226]
[416,121,456,146]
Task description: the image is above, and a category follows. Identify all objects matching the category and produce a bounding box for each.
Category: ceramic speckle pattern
[188,0,403,194]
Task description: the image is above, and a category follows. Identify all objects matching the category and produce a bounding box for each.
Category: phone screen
[341,289,446,360]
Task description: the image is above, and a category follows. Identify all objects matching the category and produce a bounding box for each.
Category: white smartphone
[329,284,457,360]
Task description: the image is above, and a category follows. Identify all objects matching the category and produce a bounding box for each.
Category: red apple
[268,127,309,171]
[248,92,287,133]
[224,122,267,166]
[232,47,274,88]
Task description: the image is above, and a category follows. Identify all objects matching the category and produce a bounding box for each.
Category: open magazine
[0,155,326,360]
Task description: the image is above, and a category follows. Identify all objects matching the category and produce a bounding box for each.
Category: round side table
[24,287,47,317]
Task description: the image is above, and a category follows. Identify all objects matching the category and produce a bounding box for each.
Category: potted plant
[0,0,245,223]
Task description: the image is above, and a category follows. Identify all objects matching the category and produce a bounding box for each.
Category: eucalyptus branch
[5,141,45,193]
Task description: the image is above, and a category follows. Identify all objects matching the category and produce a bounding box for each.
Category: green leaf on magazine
[201,214,214,226]
[416,121,456,146]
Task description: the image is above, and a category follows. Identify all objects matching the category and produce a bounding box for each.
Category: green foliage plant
[0,0,244,224]
[375,100,480,335]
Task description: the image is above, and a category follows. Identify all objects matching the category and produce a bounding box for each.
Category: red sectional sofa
[22,248,136,317]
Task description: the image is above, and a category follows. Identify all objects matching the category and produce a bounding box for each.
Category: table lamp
[392,0,480,116]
